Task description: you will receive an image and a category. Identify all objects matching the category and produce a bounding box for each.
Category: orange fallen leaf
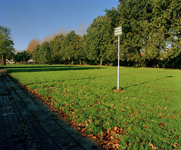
[164,138,171,141]
[159,123,165,128]
[113,139,119,143]
[81,128,86,132]
[112,144,120,149]
[173,143,179,148]
[149,143,158,150]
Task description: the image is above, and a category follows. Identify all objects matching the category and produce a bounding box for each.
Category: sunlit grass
[5,64,181,149]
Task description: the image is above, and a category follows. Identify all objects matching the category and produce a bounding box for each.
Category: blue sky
[0,0,119,51]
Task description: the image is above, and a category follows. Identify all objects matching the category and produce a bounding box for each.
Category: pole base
[112,88,124,93]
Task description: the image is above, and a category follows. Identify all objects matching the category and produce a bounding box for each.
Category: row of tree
[30,0,180,68]
[32,31,82,64]
[1,0,180,68]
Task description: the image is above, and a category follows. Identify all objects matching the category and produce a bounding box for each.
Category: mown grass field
[4,64,181,149]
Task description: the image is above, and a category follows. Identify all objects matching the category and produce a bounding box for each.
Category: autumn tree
[42,34,51,43]
[26,38,41,53]
[76,22,88,36]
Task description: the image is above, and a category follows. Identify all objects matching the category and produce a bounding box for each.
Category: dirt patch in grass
[112,88,124,93]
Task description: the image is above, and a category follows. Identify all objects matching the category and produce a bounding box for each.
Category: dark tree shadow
[121,76,173,90]
[4,65,105,73]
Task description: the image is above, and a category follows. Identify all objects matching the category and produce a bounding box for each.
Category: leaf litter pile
[6,65,181,149]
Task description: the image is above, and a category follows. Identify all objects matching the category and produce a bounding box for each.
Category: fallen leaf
[149,143,158,150]
[164,138,171,141]
[113,139,119,143]
[112,144,120,149]
[159,123,165,128]
[81,128,86,132]
[173,143,179,148]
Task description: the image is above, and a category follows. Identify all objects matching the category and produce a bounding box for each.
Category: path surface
[0,68,101,150]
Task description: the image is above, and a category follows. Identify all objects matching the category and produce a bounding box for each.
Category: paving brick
[15,142,24,150]
[0,141,6,149]
[32,111,47,118]
[6,141,16,150]
[48,128,69,141]
[38,118,56,126]
[43,123,63,133]
[0,135,5,143]
[56,136,80,149]
[37,115,52,121]
[70,146,86,150]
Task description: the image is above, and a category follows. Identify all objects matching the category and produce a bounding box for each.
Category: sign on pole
[114,26,122,36]
[114,26,122,90]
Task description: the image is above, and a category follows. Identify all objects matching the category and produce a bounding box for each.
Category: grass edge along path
[4,64,181,150]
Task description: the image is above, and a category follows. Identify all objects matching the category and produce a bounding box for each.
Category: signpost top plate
[114,26,122,36]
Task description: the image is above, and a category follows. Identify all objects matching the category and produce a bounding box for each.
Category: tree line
[1,0,181,68]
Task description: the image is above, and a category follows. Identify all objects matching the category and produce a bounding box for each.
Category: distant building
[6,59,9,63]
[5,59,15,64]
[28,59,34,62]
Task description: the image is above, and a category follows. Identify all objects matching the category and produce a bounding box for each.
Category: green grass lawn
[4,64,181,149]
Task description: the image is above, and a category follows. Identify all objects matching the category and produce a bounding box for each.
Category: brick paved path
[0,69,101,150]
[0,73,40,149]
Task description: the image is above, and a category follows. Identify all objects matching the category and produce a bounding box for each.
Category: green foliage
[14,50,31,62]
[0,26,15,65]
[30,1,180,68]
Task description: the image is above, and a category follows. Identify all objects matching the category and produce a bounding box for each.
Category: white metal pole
[117,35,120,90]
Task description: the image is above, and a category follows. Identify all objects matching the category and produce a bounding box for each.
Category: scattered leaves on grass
[8,65,181,150]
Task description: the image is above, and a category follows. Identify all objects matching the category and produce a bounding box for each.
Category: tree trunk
[79,59,81,65]
[71,59,73,65]
[1,55,3,65]
[100,57,102,66]
[1,53,6,65]
[4,53,6,65]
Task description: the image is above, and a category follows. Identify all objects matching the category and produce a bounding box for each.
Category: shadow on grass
[121,76,173,90]
[4,65,104,73]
